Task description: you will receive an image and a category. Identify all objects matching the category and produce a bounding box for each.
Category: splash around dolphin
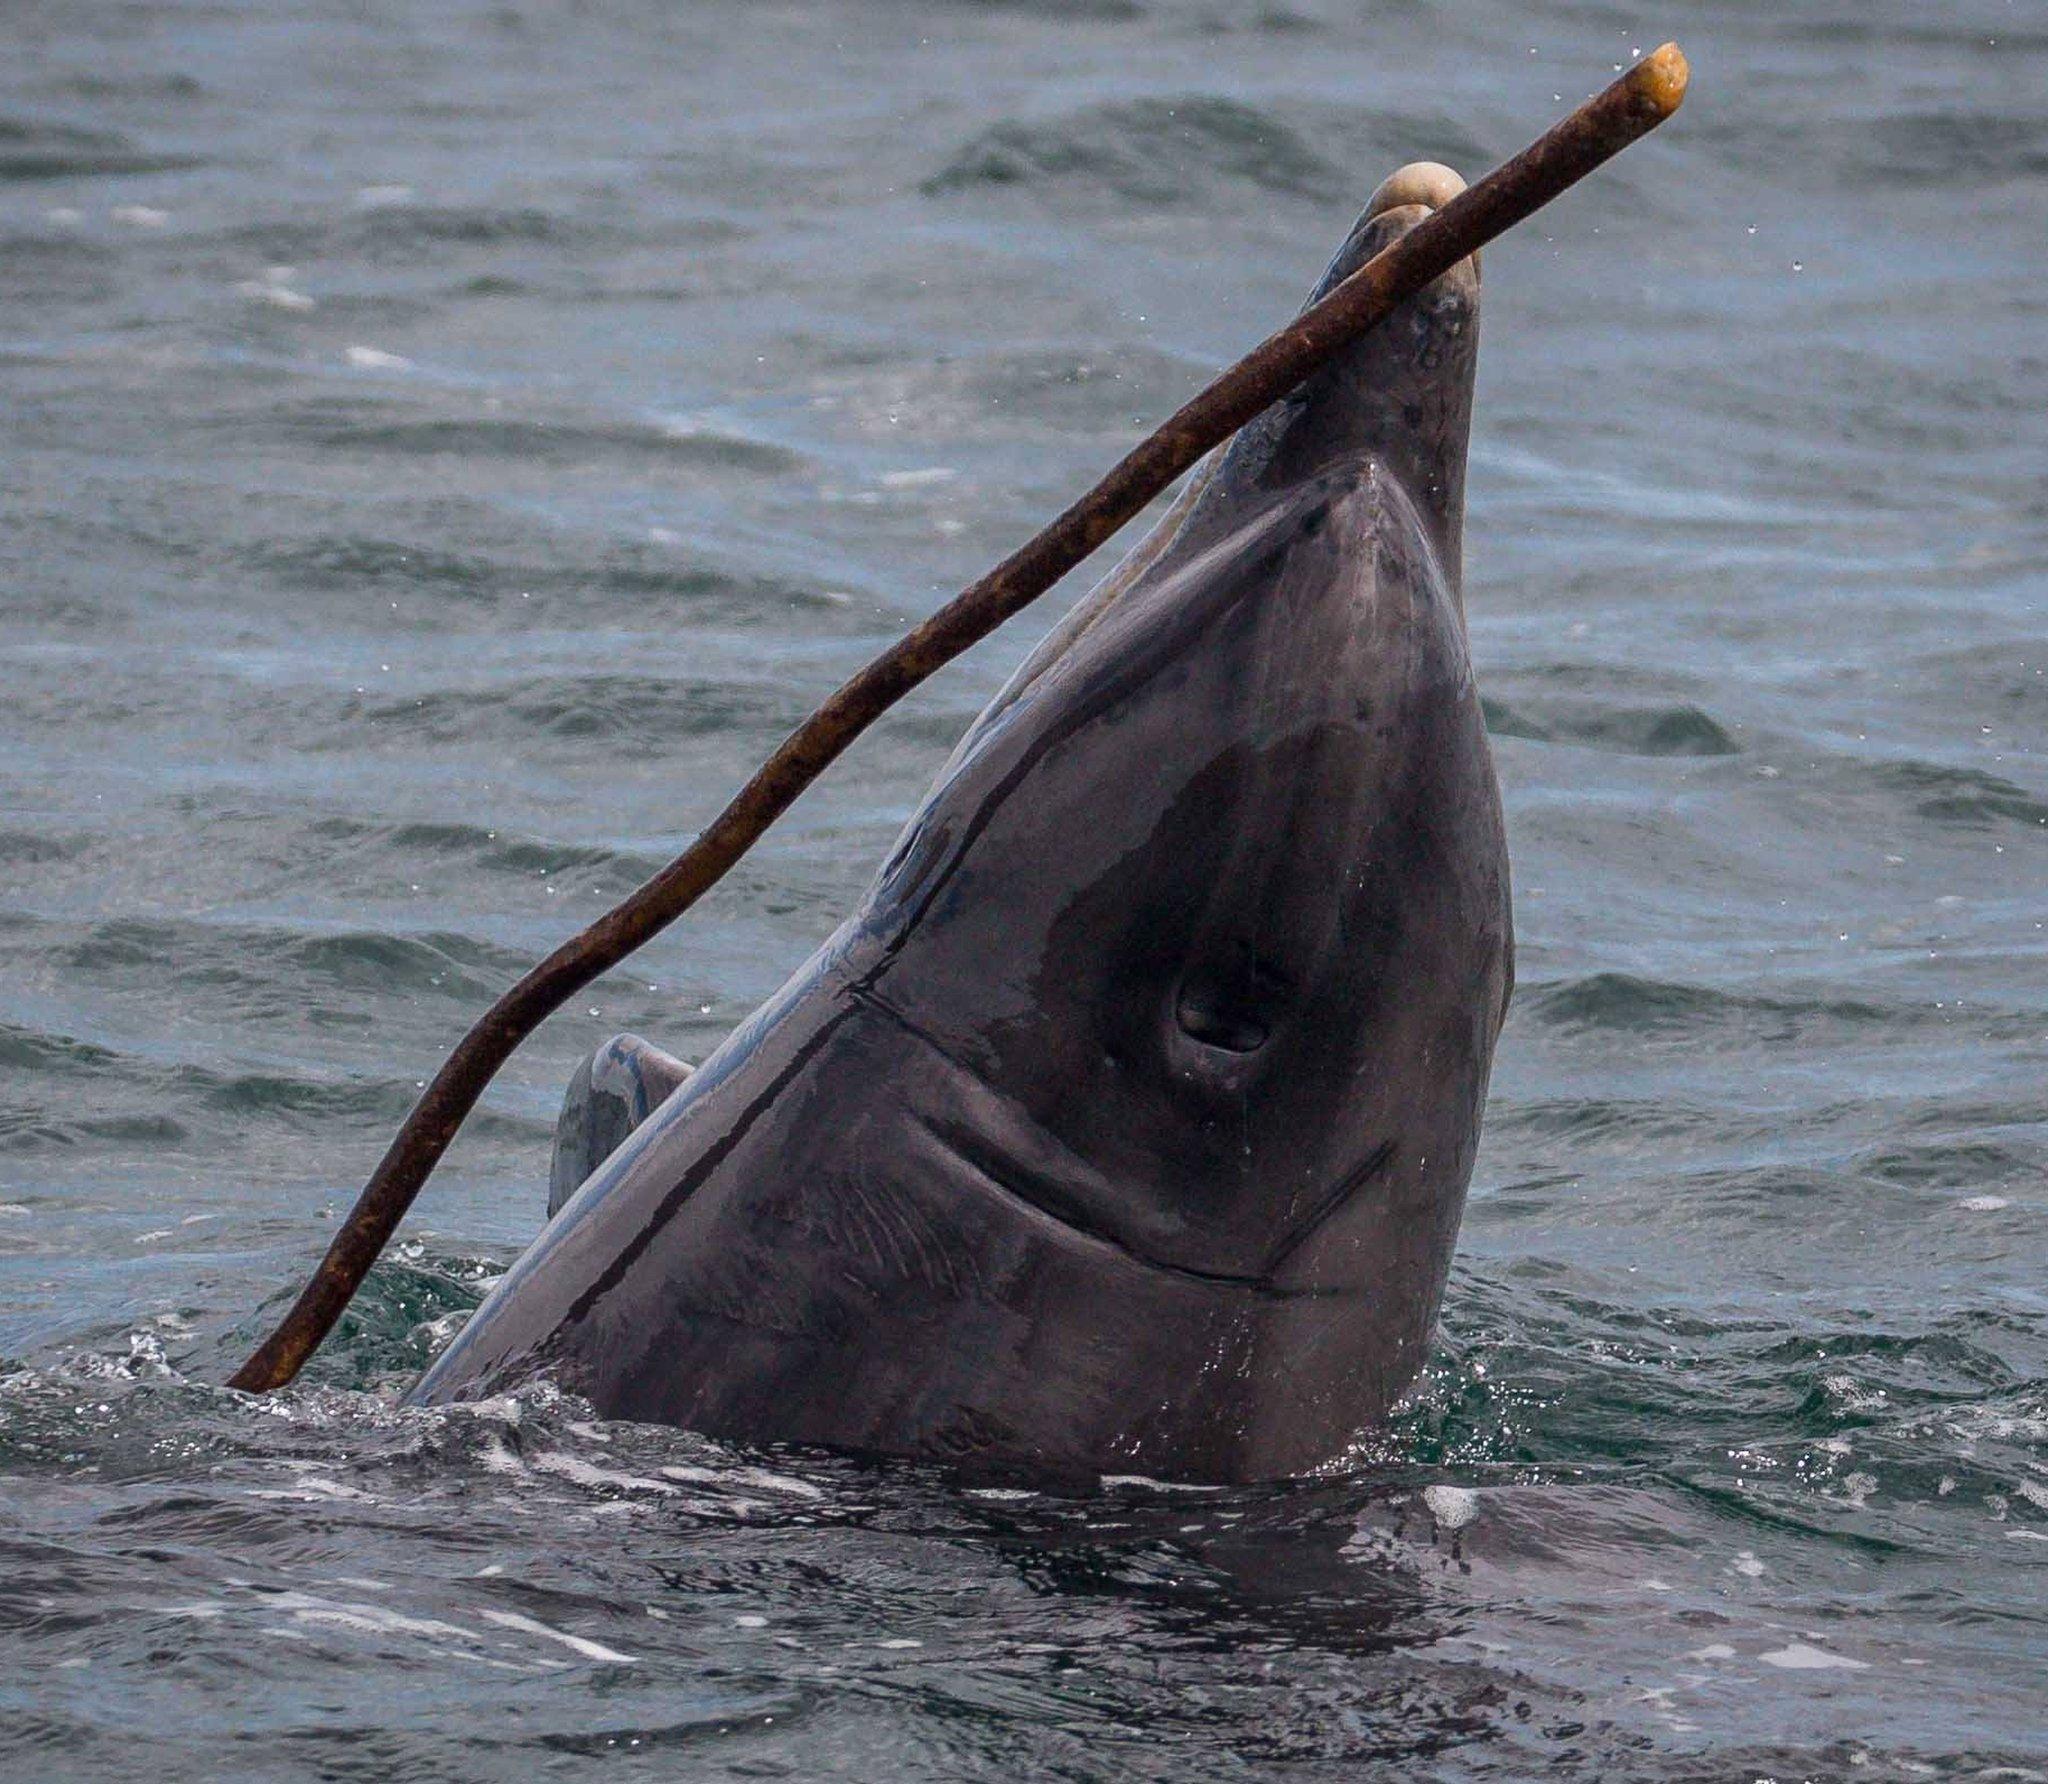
[411,163,1514,1483]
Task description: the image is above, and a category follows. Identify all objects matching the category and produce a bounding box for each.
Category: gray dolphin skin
[411,163,1514,1483]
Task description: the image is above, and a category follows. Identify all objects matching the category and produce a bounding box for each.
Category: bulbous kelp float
[234,50,1689,1482]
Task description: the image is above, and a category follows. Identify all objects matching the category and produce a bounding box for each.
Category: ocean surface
[3,0,2044,1775]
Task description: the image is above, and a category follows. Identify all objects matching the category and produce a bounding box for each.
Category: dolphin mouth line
[849,985,1368,1298]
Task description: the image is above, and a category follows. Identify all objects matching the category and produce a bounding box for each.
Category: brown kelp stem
[230,44,1688,1392]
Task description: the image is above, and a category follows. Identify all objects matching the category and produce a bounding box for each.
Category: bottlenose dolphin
[413,163,1513,1482]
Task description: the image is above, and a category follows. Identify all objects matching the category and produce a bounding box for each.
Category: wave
[1483,697,1739,757]
[306,816,664,887]
[340,671,808,744]
[238,530,888,635]
[1864,110,2048,186]
[925,95,1339,204]
[265,401,805,476]
[230,203,598,265]
[1525,972,1890,1039]
[1867,759,2048,829]
[0,828,85,865]
[813,342,1207,443]
[59,916,533,1002]
[0,115,200,182]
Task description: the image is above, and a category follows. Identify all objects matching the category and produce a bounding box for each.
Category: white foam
[1822,1375,1886,1414]
[1958,1195,2010,1212]
[236,278,315,312]
[476,1437,525,1477]
[467,1394,524,1425]
[476,1608,636,1664]
[346,345,414,372]
[530,1451,675,1496]
[111,205,170,228]
[1758,1641,1868,1671]
[298,1476,373,1501]
[660,1462,824,1500]
[1946,1404,2048,1445]
[1422,1484,1479,1531]
[276,1591,478,1646]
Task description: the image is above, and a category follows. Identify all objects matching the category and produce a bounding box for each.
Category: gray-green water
[4,1,2045,1776]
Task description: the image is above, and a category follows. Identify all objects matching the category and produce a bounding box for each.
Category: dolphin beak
[1364,159,1466,217]
[1363,160,1477,279]
[1215,161,1479,585]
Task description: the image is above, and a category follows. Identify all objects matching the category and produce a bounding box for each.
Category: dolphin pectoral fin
[546,1033,693,1217]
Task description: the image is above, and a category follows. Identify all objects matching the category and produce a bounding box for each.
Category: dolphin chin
[410,170,1513,1484]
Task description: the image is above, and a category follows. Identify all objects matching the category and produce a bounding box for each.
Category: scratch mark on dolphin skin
[561,1006,859,1329]
[1258,1137,1398,1276]
[802,1166,975,1302]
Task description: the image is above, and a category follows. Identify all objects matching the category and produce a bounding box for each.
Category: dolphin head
[409,167,1511,1480]
[852,164,1510,1445]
